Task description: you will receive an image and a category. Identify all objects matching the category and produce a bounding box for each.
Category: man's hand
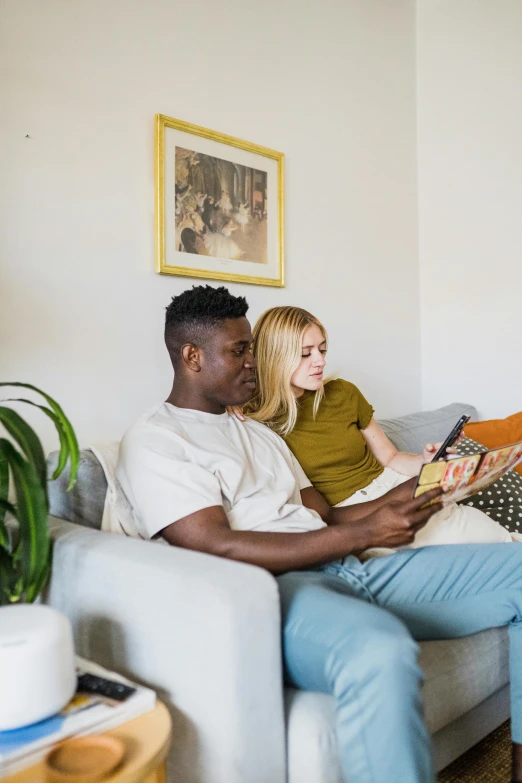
[350,487,443,550]
[304,478,439,537]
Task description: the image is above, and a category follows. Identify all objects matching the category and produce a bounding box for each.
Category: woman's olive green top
[283,379,384,505]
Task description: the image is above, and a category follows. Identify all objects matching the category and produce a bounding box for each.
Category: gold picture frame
[155,114,285,287]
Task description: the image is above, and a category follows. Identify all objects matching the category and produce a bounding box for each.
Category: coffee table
[4,701,171,783]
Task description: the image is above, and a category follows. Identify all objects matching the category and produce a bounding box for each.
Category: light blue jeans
[277,543,522,783]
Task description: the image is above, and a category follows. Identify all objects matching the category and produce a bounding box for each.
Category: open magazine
[414,439,522,506]
[0,657,156,777]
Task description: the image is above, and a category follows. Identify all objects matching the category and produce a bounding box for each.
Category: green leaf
[0,499,16,517]
[6,399,69,481]
[0,458,9,548]
[0,440,50,602]
[0,384,79,490]
[0,407,47,499]
[0,546,19,605]
[0,498,15,555]
[25,557,51,603]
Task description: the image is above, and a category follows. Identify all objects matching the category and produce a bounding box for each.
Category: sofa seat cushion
[419,627,508,733]
[284,626,508,783]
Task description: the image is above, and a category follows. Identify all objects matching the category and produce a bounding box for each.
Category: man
[117,285,522,783]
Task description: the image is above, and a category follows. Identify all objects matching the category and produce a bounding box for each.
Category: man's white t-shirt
[115,403,326,540]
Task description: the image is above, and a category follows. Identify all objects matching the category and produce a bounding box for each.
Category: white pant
[336,467,515,557]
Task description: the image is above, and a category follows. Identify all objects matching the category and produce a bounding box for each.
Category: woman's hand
[227,406,246,422]
[423,442,459,462]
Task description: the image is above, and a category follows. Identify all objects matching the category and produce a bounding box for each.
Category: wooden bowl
[44,734,125,782]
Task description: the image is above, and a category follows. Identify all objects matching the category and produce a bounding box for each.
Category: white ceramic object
[0,604,76,730]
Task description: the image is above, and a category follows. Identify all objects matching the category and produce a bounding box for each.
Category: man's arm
[300,477,419,525]
[161,487,442,575]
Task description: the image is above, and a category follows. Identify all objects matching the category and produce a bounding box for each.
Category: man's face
[200,317,257,408]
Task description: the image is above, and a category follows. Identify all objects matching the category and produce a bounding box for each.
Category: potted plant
[0,383,81,731]
[0,383,79,605]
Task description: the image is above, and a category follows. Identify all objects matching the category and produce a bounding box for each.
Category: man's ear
[181,343,202,372]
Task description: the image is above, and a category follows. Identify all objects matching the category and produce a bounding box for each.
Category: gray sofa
[45,402,510,783]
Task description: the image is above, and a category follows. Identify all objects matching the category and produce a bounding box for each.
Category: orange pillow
[465,411,522,476]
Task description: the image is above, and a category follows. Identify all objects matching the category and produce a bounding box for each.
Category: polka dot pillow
[455,436,522,533]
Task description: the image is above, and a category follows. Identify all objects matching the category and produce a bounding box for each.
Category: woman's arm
[361,418,442,476]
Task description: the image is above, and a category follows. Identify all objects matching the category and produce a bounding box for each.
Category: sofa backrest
[47,402,478,531]
[378,402,478,454]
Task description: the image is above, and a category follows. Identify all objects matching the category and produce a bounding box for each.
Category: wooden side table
[4,701,171,783]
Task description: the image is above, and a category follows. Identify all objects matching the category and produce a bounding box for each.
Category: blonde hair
[246,306,328,436]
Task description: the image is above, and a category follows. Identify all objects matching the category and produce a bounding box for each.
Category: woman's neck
[291,384,305,399]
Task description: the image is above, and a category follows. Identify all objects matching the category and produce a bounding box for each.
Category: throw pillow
[455,436,522,533]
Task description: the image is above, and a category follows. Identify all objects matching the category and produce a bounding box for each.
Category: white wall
[417,0,522,419]
[0,0,420,452]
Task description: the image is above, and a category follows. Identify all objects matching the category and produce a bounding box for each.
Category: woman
[240,305,516,553]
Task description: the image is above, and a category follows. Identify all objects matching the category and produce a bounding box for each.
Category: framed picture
[155,114,285,287]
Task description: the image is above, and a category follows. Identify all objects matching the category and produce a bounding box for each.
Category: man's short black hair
[165,285,249,362]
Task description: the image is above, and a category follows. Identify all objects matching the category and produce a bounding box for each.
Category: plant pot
[0,604,76,730]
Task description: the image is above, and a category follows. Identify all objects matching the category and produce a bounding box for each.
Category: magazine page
[0,657,156,777]
[414,440,522,506]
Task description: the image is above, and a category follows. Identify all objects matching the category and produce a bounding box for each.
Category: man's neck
[166,385,226,415]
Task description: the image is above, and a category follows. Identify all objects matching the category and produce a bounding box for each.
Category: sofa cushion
[47,450,107,529]
[284,626,508,783]
[455,436,522,533]
[378,403,478,455]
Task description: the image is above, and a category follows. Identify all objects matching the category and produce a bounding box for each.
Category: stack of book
[0,657,156,777]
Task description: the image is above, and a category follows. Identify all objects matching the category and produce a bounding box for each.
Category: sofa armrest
[46,518,286,783]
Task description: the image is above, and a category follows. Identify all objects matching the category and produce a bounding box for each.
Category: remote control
[77,672,136,702]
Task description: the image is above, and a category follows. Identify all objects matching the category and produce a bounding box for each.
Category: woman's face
[290,323,327,396]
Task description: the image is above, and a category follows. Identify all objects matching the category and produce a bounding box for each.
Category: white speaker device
[0,604,76,730]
